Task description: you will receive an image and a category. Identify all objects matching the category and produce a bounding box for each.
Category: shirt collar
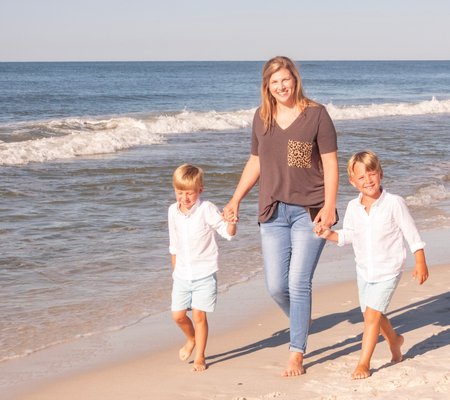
[176,198,201,216]
[357,187,386,208]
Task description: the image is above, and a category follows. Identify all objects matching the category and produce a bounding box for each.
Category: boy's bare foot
[390,334,404,363]
[179,339,195,361]
[191,357,207,372]
[351,364,371,380]
[281,352,305,377]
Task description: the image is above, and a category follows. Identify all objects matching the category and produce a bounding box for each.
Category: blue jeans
[260,202,325,353]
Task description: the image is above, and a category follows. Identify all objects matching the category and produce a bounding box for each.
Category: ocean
[1,61,450,365]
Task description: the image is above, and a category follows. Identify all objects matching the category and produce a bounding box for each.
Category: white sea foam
[327,97,450,120]
[0,117,164,165]
[144,109,254,134]
[406,183,449,207]
[1,98,449,166]
[0,110,255,166]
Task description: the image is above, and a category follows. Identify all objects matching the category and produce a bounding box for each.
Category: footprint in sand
[262,392,283,399]
[434,373,449,393]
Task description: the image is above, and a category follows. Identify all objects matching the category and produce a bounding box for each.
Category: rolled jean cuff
[289,345,305,353]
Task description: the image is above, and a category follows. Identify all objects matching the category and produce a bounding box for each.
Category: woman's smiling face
[268,68,296,106]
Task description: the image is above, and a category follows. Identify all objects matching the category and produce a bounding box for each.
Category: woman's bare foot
[281,352,305,377]
[191,357,207,372]
[390,334,404,363]
[351,364,371,380]
[178,339,195,361]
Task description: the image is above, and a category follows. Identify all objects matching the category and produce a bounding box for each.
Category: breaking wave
[1,97,449,166]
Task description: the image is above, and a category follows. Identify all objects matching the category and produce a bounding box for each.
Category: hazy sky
[1,0,449,61]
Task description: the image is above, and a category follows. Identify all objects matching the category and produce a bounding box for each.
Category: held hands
[223,211,238,224]
[314,207,336,228]
[312,206,336,240]
[313,224,332,239]
[223,199,239,224]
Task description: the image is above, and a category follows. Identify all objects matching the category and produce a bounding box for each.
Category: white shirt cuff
[337,230,345,247]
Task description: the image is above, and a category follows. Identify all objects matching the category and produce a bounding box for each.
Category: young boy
[315,150,429,380]
[168,163,237,372]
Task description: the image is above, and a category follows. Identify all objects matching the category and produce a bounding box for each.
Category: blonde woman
[224,56,338,377]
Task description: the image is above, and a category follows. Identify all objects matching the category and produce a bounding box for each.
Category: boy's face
[349,161,383,200]
[174,187,203,212]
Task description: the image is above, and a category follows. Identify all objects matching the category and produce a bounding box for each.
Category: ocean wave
[0,117,164,166]
[405,183,450,207]
[327,97,450,120]
[0,110,255,166]
[1,98,449,166]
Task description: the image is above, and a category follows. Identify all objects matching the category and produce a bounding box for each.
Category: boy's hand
[412,249,429,285]
[412,262,429,285]
[313,224,331,239]
[223,199,239,223]
[223,210,238,224]
[314,206,336,228]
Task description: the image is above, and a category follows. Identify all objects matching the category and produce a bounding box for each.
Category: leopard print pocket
[287,140,312,168]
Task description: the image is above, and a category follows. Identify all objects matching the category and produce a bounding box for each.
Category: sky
[1,0,449,62]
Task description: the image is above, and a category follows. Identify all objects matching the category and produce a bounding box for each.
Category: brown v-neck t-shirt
[251,104,338,223]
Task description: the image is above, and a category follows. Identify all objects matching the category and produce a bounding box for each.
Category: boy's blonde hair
[347,150,383,178]
[173,163,204,190]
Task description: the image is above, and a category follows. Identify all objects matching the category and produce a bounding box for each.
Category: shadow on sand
[205,291,450,371]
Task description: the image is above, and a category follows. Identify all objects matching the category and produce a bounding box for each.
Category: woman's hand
[313,206,336,228]
[313,224,330,238]
[223,198,240,223]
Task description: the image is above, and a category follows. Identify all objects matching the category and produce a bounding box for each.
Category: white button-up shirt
[337,189,425,283]
[168,199,233,281]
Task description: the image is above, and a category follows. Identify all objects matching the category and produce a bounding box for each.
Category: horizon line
[1,58,450,63]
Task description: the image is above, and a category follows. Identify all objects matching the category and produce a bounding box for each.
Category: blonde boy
[168,164,237,371]
[315,151,429,379]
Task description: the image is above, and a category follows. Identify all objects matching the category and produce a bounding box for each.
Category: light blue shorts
[357,273,402,314]
[171,273,217,312]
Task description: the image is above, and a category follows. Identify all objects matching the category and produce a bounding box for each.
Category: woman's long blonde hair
[259,56,313,132]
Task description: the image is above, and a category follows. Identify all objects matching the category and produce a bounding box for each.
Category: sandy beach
[2,227,447,400]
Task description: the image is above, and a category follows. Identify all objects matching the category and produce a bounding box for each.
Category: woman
[224,56,339,376]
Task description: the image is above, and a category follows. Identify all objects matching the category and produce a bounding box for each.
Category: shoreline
[3,228,450,399]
